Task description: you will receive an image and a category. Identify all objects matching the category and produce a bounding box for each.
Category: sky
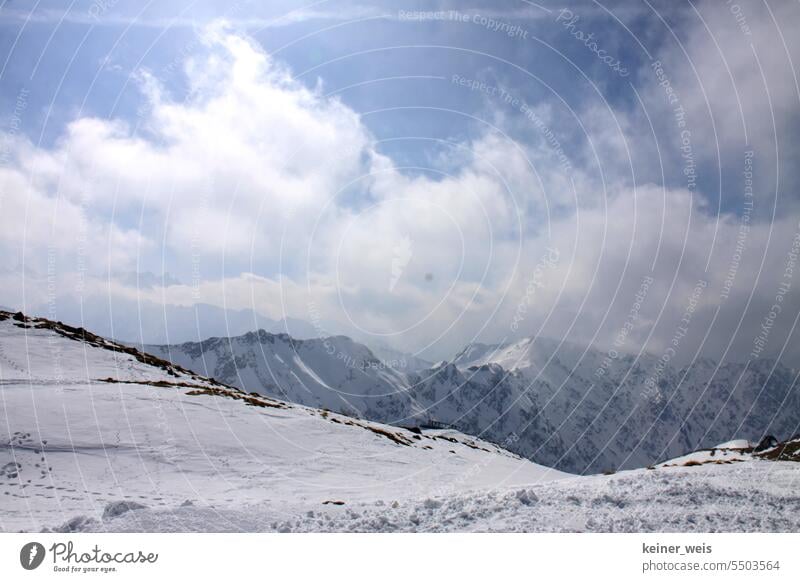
[0,0,799,365]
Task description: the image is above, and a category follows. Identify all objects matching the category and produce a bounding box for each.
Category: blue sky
[1,0,799,363]
[0,1,728,187]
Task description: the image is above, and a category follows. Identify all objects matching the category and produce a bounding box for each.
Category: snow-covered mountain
[143,331,425,425]
[148,330,800,475]
[442,337,800,473]
[34,296,326,345]
[407,362,566,462]
[0,310,564,532]
[364,341,433,374]
[3,310,799,533]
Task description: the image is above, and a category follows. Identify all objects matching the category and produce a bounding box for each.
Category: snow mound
[715,439,752,449]
[103,501,148,519]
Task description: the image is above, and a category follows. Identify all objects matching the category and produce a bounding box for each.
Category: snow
[143,331,425,425]
[657,447,752,467]
[146,331,800,475]
[442,337,800,473]
[3,311,800,533]
[715,439,752,450]
[0,313,563,532]
[66,461,800,533]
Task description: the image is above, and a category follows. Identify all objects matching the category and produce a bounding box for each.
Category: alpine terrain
[146,333,800,473]
[3,311,799,532]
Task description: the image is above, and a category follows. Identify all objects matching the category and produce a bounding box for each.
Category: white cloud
[637,0,800,200]
[2,15,800,364]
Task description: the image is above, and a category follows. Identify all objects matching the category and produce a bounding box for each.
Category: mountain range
[143,330,800,474]
[2,309,799,532]
[0,310,561,532]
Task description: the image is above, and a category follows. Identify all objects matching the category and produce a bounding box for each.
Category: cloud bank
[1,5,799,365]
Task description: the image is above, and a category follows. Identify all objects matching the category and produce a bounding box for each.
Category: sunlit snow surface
[0,314,562,532]
[2,313,799,532]
[93,462,800,533]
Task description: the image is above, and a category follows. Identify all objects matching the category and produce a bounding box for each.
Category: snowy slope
[657,436,800,467]
[0,311,564,532]
[143,332,426,425]
[85,436,800,533]
[3,311,798,533]
[145,330,800,475]
[72,457,800,533]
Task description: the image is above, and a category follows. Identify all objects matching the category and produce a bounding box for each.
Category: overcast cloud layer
[0,0,799,364]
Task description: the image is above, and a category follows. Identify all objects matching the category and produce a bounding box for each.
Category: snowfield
[0,312,562,532]
[82,461,800,533]
[146,329,800,475]
[2,311,799,533]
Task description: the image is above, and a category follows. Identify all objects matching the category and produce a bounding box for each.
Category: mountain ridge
[145,326,800,474]
[0,309,563,532]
